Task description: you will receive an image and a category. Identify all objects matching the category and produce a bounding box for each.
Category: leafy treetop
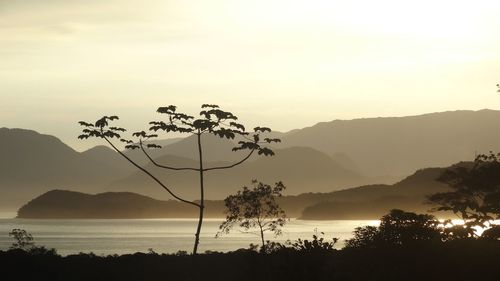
[217,180,288,247]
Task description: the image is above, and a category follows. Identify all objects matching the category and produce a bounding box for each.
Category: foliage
[218,180,288,247]
[1,240,499,281]
[78,105,280,254]
[428,152,500,234]
[378,209,442,244]
[259,241,286,254]
[9,229,35,250]
[345,209,442,248]
[344,225,379,248]
[439,221,476,240]
[174,250,188,256]
[8,229,57,255]
[78,105,279,156]
[286,229,338,253]
[28,246,58,256]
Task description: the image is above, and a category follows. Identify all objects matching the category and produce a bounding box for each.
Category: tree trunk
[193,132,205,255]
[259,225,265,248]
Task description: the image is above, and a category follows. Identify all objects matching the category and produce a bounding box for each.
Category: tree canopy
[218,180,288,248]
[345,209,442,248]
[428,152,500,233]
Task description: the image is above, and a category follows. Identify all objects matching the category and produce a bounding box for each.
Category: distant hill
[280,109,500,178]
[298,167,451,219]
[124,137,184,165]
[109,146,366,200]
[4,109,500,212]
[17,190,223,219]
[18,165,453,219]
[0,127,365,211]
[125,131,288,165]
[0,128,133,210]
[125,134,247,165]
[81,145,133,172]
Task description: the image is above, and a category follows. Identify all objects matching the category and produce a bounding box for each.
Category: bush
[287,230,338,253]
[345,209,442,248]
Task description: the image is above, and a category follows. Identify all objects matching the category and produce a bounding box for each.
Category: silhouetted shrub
[345,209,442,248]
[260,241,286,254]
[287,230,338,253]
[344,225,380,248]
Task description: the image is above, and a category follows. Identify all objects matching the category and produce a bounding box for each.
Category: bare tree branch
[139,140,200,171]
[103,137,200,208]
[203,149,256,171]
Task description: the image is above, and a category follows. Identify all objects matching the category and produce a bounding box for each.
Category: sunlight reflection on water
[0,218,378,256]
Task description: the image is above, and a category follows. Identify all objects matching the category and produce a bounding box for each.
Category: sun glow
[1,0,500,150]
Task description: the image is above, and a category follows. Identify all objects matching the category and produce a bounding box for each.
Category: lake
[0,217,378,256]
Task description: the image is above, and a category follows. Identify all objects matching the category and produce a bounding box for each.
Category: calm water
[0,216,377,256]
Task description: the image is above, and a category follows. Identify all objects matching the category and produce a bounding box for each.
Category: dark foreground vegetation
[3,209,499,281]
[1,238,498,281]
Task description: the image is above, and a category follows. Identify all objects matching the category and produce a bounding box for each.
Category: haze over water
[0,218,376,256]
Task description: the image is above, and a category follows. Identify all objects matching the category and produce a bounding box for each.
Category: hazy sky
[1,0,499,151]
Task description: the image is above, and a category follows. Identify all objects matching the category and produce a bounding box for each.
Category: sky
[1,0,499,151]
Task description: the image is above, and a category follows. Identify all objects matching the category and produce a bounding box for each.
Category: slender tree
[217,180,288,248]
[78,104,280,254]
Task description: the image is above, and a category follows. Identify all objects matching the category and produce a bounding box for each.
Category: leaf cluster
[78,105,280,157]
[78,116,161,150]
[150,104,280,156]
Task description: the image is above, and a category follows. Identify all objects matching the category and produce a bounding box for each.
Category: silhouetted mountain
[146,138,184,147]
[330,152,360,173]
[0,128,133,210]
[17,190,224,219]
[0,127,363,212]
[125,132,288,165]
[299,167,451,219]
[281,109,500,178]
[5,109,497,213]
[149,133,248,162]
[81,145,134,173]
[109,146,366,200]
[124,137,184,165]
[17,164,452,219]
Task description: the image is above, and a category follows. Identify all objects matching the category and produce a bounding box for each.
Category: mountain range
[2,109,499,213]
[17,165,451,220]
[280,109,500,177]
